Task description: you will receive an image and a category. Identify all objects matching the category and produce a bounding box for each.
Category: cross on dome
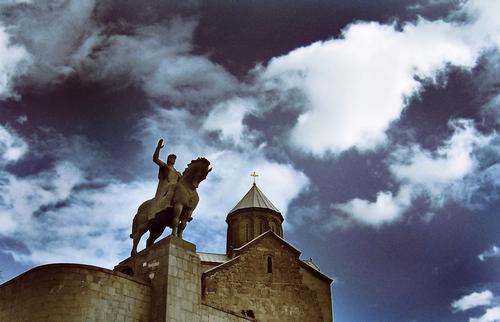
[250,171,259,185]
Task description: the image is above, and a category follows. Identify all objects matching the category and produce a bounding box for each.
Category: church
[0,181,333,322]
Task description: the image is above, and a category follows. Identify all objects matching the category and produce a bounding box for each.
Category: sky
[0,0,499,321]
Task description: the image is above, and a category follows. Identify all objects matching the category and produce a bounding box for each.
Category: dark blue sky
[0,1,499,321]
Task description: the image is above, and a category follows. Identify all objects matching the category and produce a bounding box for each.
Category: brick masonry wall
[202,235,329,322]
[0,264,150,322]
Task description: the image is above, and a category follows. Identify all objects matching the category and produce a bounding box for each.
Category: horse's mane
[182,157,211,176]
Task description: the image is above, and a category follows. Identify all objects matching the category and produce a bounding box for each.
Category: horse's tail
[130,214,137,238]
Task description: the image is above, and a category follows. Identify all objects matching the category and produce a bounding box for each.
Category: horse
[130,157,211,256]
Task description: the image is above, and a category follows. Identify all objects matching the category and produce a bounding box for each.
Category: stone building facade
[0,183,333,321]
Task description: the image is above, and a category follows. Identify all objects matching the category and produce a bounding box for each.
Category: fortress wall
[0,263,151,322]
[299,265,334,322]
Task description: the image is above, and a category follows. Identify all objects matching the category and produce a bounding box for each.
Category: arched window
[270,221,276,233]
[245,223,250,242]
[239,218,250,244]
[267,256,273,273]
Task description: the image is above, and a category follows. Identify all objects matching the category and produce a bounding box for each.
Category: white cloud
[203,97,257,145]
[0,25,30,98]
[470,306,500,322]
[0,0,33,4]
[0,125,27,163]
[408,0,457,11]
[460,0,500,49]
[478,245,500,261]
[333,186,412,227]
[390,119,490,189]
[332,119,493,227]
[260,21,474,156]
[1,1,235,105]
[257,0,499,156]
[0,161,84,236]
[389,119,493,209]
[452,290,494,312]
[82,20,238,105]
[452,289,500,322]
[0,129,156,266]
[0,125,156,267]
[15,115,27,124]
[3,0,101,87]
[2,176,154,267]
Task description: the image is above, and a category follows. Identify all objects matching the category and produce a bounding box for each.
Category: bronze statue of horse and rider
[130,139,211,255]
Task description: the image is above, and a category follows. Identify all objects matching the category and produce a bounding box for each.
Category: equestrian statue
[130,139,211,255]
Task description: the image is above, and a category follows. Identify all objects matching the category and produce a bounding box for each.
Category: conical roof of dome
[229,183,281,215]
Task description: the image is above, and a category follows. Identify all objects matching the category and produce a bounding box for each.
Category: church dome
[228,183,281,215]
[226,183,284,254]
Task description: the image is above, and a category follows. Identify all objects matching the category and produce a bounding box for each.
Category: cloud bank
[0,124,157,266]
[0,125,27,163]
[452,290,494,312]
[333,119,494,227]
[0,24,30,98]
[452,289,500,322]
[260,1,500,157]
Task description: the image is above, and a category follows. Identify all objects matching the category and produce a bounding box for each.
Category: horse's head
[182,158,212,189]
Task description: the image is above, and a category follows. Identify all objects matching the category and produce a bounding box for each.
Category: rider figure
[153,139,181,199]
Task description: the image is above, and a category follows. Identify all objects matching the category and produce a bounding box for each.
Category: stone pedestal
[115,236,202,322]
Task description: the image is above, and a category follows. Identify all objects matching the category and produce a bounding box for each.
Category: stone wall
[201,262,219,272]
[200,303,254,322]
[299,265,334,322]
[0,264,150,322]
[1,234,331,322]
[202,234,329,322]
[115,236,253,322]
[116,236,202,322]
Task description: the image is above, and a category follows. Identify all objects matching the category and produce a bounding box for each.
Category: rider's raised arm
[153,139,168,167]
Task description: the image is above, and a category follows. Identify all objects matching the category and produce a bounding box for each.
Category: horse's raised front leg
[178,209,193,239]
[171,203,183,237]
[130,213,147,256]
[131,234,140,256]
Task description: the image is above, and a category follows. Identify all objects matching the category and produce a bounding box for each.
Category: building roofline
[203,255,242,277]
[232,230,301,255]
[201,231,334,283]
[228,183,281,215]
[226,207,284,223]
[298,260,334,283]
[0,263,151,288]
[197,252,228,264]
